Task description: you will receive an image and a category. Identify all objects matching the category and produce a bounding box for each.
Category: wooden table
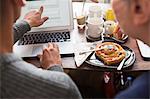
[24,2,149,98]
[24,23,149,98]
[25,19,150,71]
[25,2,150,71]
[69,23,150,71]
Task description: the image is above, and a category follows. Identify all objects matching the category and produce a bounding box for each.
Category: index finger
[47,43,53,50]
[39,6,44,14]
[43,48,50,58]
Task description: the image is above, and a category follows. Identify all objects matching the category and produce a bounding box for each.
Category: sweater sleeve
[0,54,82,99]
[47,65,64,72]
[13,20,31,43]
[115,72,149,99]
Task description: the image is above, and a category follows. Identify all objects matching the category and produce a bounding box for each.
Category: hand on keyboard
[38,43,62,69]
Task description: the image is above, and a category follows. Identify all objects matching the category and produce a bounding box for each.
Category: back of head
[0,0,1,51]
[112,0,150,46]
[0,0,24,53]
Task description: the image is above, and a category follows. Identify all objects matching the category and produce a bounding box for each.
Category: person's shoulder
[0,53,22,66]
[1,53,82,98]
[115,72,149,99]
[0,53,75,84]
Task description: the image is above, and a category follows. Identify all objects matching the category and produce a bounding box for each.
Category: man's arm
[1,54,82,98]
[13,6,48,43]
[13,20,31,43]
[48,65,64,72]
[115,72,149,99]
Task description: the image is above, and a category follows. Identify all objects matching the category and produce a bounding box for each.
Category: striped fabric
[0,53,82,98]
[0,20,82,98]
[13,20,31,43]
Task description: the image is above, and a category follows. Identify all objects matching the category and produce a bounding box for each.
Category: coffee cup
[86,17,104,38]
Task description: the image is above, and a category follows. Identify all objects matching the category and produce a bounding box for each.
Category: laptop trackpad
[32,45,44,56]
[32,43,74,57]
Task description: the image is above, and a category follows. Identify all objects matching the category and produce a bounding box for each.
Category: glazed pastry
[95,42,126,65]
[113,25,123,40]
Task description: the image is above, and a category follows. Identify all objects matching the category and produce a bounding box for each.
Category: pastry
[113,25,123,40]
[95,42,126,65]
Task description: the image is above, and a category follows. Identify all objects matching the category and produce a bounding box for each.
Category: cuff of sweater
[47,65,64,72]
[16,20,31,32]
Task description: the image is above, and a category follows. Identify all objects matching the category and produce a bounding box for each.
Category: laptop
[13,0,74,57]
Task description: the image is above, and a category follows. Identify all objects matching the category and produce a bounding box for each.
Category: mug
[86,17,104,38]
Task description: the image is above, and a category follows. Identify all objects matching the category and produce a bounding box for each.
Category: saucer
[86,28,105,42]
[103,34,128,44]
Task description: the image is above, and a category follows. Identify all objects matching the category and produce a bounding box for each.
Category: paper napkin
[74,42,101,67]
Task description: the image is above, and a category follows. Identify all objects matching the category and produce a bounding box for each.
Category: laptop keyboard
[18,31,71,45]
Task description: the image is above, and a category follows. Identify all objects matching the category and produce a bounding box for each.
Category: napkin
[74,42,101,67]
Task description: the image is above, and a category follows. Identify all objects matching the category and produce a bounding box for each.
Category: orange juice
[105,9,116,21]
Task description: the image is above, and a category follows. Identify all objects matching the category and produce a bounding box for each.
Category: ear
[14,0,26,6]
[131,0,149,26]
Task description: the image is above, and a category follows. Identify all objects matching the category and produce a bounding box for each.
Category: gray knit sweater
[0,20,82,99]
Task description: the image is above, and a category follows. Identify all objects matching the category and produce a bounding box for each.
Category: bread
[113,25,123,40]
[95,42,126,65]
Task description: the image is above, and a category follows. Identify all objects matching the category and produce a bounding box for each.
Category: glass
[88,5,102,18]
[75,11,87,30]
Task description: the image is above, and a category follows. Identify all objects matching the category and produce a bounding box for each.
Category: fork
[79,47,102,55]
[117,52,131,70]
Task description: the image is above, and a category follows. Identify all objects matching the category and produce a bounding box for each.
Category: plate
[85,46,135,70]
[103,34,128,44]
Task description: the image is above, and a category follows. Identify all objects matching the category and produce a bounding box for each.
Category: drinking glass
[75,11,87,30]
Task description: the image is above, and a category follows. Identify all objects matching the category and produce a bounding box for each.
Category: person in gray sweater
[0,0,82,98]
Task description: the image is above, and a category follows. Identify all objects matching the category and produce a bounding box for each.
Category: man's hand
[24,6,49,27]
[39,43,62,69]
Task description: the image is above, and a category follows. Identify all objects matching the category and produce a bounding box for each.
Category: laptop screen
[18,0,73,31]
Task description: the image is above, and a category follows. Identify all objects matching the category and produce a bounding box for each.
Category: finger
[43,49,50,57]
[42,17,49,22]
[52,43,55,48]
[53,44,59,52]
[53,43,59,51]
[53,43,57,48]
[39,6,44,14]
[52,43,57,50]
[39,17,49,25]
[48,43,53,48]
[47,43,53,50]
[56,45,60,52]
[37,54,42,59]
